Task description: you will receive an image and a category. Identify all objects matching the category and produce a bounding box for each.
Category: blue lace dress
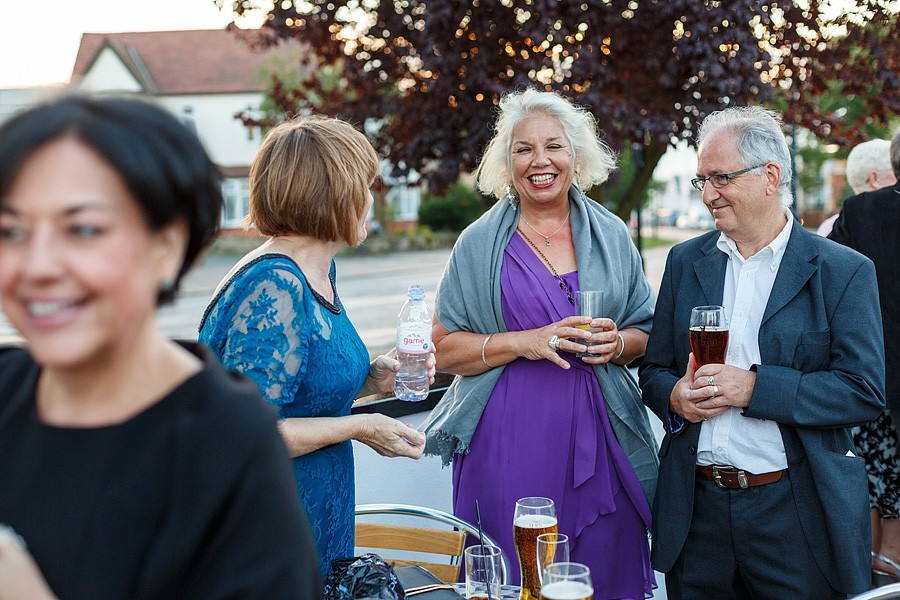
[198,253,369,578]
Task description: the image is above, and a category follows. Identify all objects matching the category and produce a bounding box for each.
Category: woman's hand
[578,318,622,365]
[354,413,425,459]
[0,526,57,600]
[363,347,437,396]
[521,315,593,370]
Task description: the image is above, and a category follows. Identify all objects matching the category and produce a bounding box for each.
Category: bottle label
[397,322,431,353]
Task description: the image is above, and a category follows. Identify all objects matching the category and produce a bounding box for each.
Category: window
[387,185,421,221]
[221,177,250,228]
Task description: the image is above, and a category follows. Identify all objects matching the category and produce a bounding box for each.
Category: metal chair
[848,583,900,600]
[355,503,511,583]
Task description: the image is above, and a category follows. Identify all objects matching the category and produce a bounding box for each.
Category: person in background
[639,105,884,599]
[198,115,431,578]
[817,138,896,236]
[422,88,658,598]
[0,94,321,600]
[828,129,900,585]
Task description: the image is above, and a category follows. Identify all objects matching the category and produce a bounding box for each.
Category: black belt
[696,465,789,489]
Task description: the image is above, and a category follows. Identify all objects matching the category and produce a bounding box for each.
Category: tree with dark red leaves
[225,0,897,220]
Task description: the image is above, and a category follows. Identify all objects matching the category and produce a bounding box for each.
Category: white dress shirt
[696,213,794,472]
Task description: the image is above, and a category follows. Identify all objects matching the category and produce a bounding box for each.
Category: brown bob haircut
[248,115,379,246]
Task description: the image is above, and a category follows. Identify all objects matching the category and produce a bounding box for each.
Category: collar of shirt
[715,211,793,270]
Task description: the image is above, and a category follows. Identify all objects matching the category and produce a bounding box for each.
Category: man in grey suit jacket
[639,106,885,599]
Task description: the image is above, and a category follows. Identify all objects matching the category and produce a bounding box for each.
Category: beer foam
[540,581,593,600]
[514,513,558,529]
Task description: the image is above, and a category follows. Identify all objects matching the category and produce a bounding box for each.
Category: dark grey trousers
[665,475,843,600]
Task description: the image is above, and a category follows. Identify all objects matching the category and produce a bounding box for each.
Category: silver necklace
[521,210,570,246]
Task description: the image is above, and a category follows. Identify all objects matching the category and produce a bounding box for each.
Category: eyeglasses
[691,164,764,192]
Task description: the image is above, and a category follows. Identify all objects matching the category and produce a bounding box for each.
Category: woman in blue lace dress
[198,116,430,578]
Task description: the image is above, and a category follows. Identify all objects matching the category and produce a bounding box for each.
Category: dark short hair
[0,93,223,304]
[248,115,378,246]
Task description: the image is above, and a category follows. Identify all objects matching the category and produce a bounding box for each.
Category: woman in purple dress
[422,89,658,599]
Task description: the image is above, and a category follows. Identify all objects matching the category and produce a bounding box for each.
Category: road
[0,226,704,349]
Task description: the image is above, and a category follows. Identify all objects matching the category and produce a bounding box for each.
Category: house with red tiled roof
[69,28,308,229]
[68,28,424,234]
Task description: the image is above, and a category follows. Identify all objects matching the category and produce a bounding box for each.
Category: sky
[0,0,268,89]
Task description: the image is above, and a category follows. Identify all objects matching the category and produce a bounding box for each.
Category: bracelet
[614,333,625,360]
[481,334,494,368]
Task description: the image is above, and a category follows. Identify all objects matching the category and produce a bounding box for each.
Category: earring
[160,280,176,294]
[502,185,518,210]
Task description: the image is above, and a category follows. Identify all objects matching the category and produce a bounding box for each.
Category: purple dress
[453,233,655,599]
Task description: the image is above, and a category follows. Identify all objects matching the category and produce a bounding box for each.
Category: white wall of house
[0,87,62,124]
[77,48,144,93]
[157,94,264,167]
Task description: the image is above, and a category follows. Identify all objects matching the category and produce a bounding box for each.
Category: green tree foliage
[418,182,489,232]
[226,0,898,220]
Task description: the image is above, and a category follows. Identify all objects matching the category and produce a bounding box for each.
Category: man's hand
[669,353,738,423]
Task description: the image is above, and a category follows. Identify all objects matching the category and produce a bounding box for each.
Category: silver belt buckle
[711,465,749,489]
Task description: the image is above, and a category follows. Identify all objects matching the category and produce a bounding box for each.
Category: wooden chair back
[355,503,510,584]
[355,521,466,582]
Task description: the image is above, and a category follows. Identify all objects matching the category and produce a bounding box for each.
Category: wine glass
[689,305,729,366]
[540,562,593,600]
[513,497,558,600]
[536,533,570,586]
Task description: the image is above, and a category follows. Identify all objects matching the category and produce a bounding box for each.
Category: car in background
[675,206,714,230]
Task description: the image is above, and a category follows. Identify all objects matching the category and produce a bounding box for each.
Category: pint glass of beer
[540,563,593,600]
[689,305,729,366]
[513,497,558,600]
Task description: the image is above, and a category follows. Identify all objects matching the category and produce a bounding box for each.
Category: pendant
[544,238,551,247]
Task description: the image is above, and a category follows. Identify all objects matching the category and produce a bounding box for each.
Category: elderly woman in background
[422,88,658,598]
[199,115,431,578]
[0,94,321,599]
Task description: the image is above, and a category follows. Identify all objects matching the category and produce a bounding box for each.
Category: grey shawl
[420,185,660,504]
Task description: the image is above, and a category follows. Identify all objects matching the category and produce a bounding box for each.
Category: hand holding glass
[536,533,570,585]
[575,291,604,358]
[689,305,729,366]
[514,497,558,600]
[540,563,593,600]
[465,545,503,600]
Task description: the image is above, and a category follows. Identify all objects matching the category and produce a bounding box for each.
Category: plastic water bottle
[394,284,431,401]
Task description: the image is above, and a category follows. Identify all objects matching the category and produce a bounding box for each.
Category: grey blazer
[639,220,885,594]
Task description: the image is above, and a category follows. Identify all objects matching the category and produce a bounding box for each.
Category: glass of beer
[575,291,604,358]
[465,545,503,600]
[536,533,570,585]
[689,305,729,366]
[540,563,593,600]
[514,497,558,600]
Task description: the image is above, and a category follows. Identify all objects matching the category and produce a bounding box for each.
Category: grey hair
[845,139,892,195]
[891,128,900,178]
[475,88,617,199]
[697,106,794,211]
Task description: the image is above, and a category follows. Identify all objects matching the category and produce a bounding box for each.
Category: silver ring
[707,375,714,385]
[713,385,719,396]
[702,417,708,421]
[548,335,561,351]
